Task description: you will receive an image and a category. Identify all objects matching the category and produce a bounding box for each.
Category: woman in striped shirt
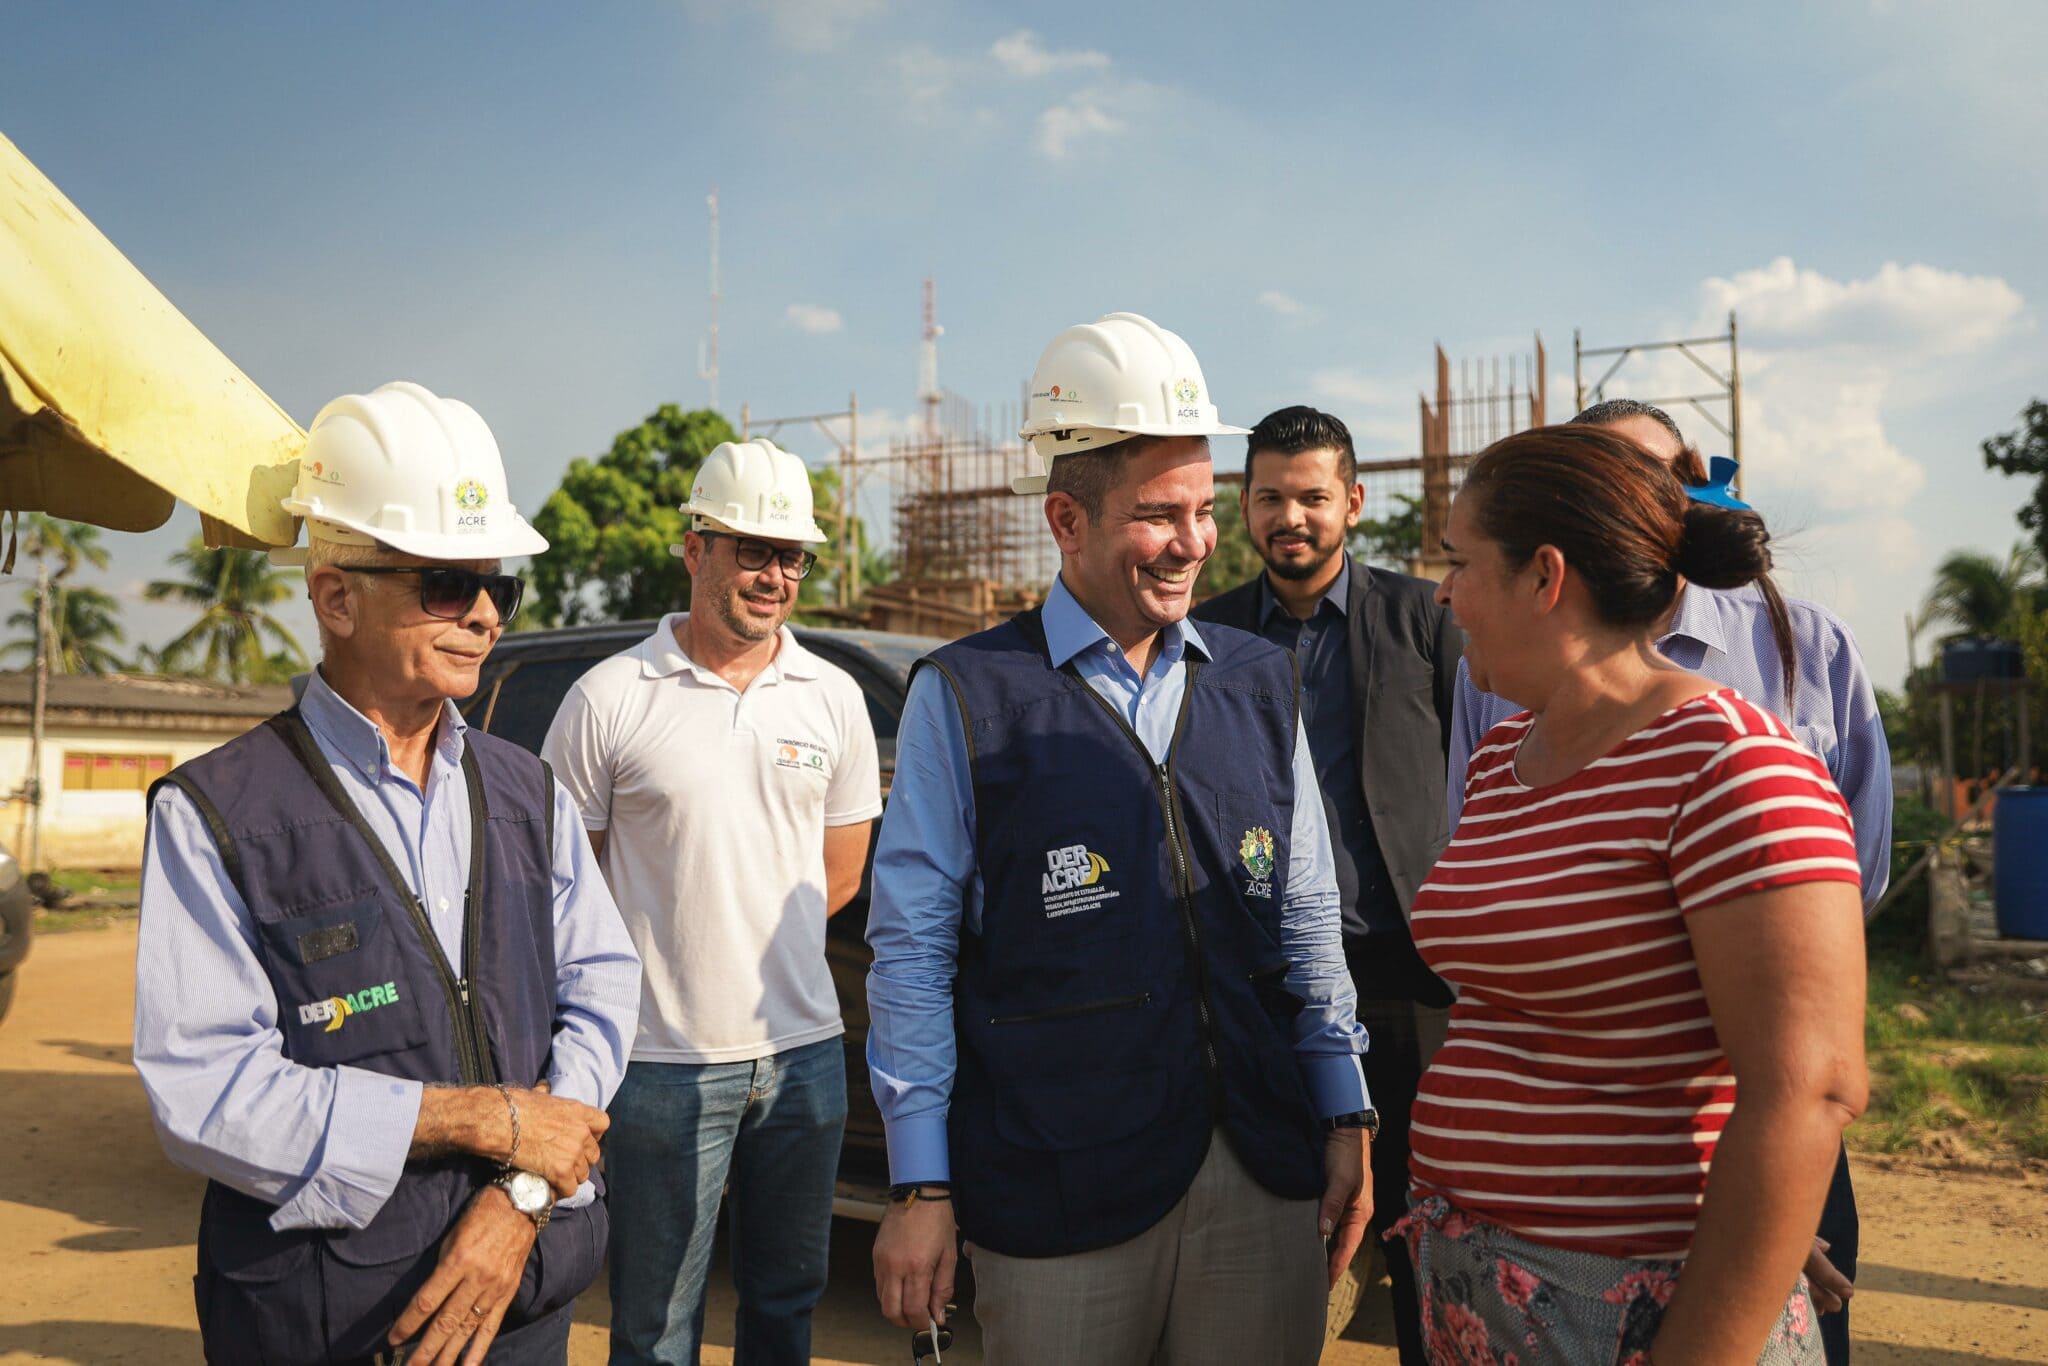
[1401,425,1866,1364]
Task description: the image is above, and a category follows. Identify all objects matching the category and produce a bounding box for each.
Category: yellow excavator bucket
[0,131,302,549]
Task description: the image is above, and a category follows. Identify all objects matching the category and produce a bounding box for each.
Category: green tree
[1920,543,2042,641]
[145,539,307,684]
[1917,543,2046,785]
[530,406,875,625]
[17,514,111,581]
[1352,493,1424,569]
[1983,399,2048,565]
[528,406,736,626]
[1,583,126,674]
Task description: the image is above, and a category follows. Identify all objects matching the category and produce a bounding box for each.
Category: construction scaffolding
[862,393,1056,636]
[1317,336,1549,581]
[1573,312,1743,493]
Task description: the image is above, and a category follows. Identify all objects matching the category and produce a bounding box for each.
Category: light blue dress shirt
[865,575,1370,1185]
[133,670,641,1232]
[1446,583,1893,910]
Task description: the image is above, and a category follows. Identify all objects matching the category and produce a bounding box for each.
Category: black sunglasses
[342,566,525,621]
[698,531,818,580]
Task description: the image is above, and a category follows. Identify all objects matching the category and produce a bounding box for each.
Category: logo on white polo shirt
[1040,843,1119,919]
[774,736,830,776]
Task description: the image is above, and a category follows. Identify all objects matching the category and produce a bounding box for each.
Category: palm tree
[0,584,126,674]
[16,514,111,581]
[1921,542,2046,784]
[145,538,307,684]
[1921,542,2043,641]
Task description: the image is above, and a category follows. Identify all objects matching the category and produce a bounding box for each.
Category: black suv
[460,620,944,1218]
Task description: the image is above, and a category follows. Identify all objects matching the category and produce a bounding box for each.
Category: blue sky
[5,0,2045,687]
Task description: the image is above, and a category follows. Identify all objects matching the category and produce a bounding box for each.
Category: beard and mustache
[1257,522,1345,581]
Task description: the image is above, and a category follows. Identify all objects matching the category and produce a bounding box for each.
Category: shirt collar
[639,612,819,684]
[1258,554,1351,626]
[293,667,468,779]
[1661,583,1731,657]
[1043,573,1211,670]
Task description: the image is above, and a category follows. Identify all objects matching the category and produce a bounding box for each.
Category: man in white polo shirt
[543,439,882,1365]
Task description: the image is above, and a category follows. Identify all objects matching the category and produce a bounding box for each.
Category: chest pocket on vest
[1215,793,1284,911]
[255,894,431,1068]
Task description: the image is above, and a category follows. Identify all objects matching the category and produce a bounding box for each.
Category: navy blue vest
[156,711,606,1365]
[924,610,1324,1258]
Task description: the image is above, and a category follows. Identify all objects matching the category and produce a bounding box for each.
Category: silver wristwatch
[494,1168,554,1231]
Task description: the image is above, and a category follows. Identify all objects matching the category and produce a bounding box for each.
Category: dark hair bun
[1675,503,1772,590]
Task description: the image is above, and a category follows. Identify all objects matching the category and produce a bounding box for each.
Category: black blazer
[1192,557,1464,925]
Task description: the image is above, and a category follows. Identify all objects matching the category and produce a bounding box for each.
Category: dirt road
[2,923,2042,1365]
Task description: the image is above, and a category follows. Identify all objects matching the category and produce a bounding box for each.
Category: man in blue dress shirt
[1446,399,1892,1366]
[864,314,1373,1366]
[134,383,640,1365]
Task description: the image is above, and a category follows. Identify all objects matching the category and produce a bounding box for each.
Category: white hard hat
[1013,311,1250,494]
[672,439,828,555]
[271,381,547,565]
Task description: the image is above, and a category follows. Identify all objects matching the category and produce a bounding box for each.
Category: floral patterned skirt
[1391,1195,1823,1366]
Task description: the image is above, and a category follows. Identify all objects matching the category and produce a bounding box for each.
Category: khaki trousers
[966,1133,1326,1366]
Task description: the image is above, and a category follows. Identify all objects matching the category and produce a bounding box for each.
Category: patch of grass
[46,868,141,898]
[33,903,140,934]
[1854,942,2048,1165]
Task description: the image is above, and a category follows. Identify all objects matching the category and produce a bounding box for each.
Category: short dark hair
[1244,406,1356,487]
[1045,434,1174,519]
[1570,398,1708,483]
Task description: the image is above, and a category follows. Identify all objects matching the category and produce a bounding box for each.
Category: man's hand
[412,1085,608,1201]
[387,1186,538,1366]
[1806,1237,1854,1315]
[511,1087,608,1199]
[1318,1128,1373,1290]
[873,1195,958,1330]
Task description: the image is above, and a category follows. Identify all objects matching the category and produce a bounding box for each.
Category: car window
[473,657,607,755]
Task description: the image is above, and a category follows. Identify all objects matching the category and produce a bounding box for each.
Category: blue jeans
[605,1038,848,1366]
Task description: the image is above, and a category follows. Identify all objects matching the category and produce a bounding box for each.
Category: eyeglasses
[698,531,818,580]
[910,1317,954,1363]
[341,566,525,621]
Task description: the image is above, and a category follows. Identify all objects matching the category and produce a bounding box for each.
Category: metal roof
[0,670,292,719]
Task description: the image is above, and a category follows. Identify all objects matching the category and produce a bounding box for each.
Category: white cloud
[751,0,887,52]
[1258,289,1310,319]
[990,29,1111,79]
[786,303,844,334]
[1036,94,1124,160]
[1700,256,2024,357]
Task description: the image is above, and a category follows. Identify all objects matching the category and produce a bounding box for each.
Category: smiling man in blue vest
[133,383,641,1366]
[865,315,1375,1365]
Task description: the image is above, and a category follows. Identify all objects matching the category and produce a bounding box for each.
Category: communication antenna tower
[699,186,721,412]
[920,277,943,440]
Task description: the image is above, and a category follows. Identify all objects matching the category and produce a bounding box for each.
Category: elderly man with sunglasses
[133,383,641,1366]
[542,439,882,1365]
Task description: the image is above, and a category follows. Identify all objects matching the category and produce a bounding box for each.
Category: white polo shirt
[542,614,882,1064]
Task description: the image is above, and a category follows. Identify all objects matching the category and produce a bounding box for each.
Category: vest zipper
[407,898,488,1086]
[456,887,491,1086]
[1064,662,1224,1114]
[989,991,1151,1025]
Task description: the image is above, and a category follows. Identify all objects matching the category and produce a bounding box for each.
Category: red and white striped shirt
[1406,689,1861,1258]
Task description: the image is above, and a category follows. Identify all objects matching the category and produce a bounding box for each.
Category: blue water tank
[1994,787,2048,939]
[1943,637,2025,687]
